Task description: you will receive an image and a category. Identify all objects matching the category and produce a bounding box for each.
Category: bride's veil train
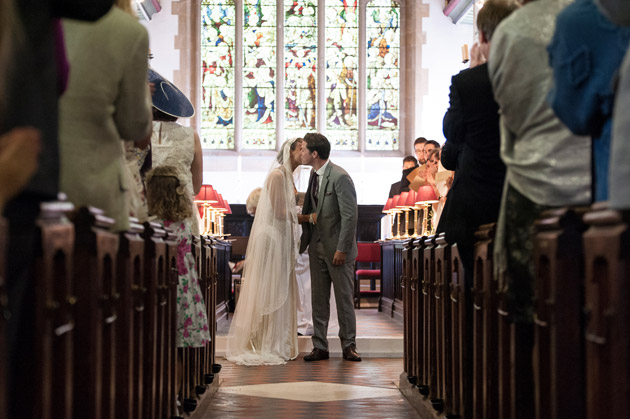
[226,138,300,365]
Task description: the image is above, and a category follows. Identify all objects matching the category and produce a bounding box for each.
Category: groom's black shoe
[304,348,329,362]
[342,344,362,362]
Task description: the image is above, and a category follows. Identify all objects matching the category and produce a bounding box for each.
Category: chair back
[356,242,381,263]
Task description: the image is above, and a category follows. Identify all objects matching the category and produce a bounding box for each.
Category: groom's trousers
[309,239,357,351]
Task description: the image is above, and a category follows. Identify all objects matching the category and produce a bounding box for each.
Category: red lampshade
[396,191,409,208]
[195,185,219,203]
[383,197,393,213]
[415,185,438,204]
[390,194,401,211]
[216,194,228,213]
[404,190,417,207]
[223,199,232,215]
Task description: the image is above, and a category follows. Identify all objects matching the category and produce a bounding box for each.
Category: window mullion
[276,0,284,148]
[235,0,244,152]
[317,0,326,136]
[359,0,367,153]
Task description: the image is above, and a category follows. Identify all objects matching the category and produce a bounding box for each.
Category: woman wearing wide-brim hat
[148,68,203,236]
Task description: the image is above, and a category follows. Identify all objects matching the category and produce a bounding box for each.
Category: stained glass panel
[200,0,236,149]
[325,0,359,150]
[284,0,317,142]
[243,0,277,149]
[366,0,400,151]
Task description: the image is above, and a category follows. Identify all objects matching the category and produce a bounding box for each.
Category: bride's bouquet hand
[310,212,318,225]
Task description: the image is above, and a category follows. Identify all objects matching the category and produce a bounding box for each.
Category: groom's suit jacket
[299,161,358,262]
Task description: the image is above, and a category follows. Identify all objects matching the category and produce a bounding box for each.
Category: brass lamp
[415,185,439,236]
[382,197,395,239]
[194,184,219,235]
[390,194,403,240]
[395,192,409,240]
[402,190,418,238]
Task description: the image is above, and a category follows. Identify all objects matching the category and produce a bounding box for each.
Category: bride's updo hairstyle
[146,165,193,221]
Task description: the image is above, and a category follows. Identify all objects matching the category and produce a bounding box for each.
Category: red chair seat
[356,269,380,277]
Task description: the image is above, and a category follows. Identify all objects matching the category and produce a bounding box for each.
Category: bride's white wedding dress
[226,141,300,365]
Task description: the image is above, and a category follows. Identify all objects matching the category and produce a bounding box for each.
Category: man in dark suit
[440,0,518,282]
[388,155,418,198]
[438,2,518,416]
[299,132,361,362]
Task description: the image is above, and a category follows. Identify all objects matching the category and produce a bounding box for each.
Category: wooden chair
[354,242,382,309]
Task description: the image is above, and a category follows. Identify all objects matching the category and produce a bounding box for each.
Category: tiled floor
[200,308,418,418]
[200,358,420,418]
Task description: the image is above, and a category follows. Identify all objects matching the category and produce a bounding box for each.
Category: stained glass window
[199,0,402,152]
[366,0,400,151]
[200,0,236,149]
[284,0,317,143]
[243,0,277,149]
[325,0,359,150]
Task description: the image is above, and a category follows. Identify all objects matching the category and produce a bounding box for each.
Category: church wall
[143,0,472,205]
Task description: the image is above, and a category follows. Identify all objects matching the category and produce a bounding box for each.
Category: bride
[226,137,304,365]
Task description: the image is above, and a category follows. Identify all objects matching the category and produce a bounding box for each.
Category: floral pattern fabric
[164,218,210,347]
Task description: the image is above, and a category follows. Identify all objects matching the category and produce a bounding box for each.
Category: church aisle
[198,358,420,418]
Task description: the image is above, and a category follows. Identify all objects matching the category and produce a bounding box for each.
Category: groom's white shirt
[316,160,330,190]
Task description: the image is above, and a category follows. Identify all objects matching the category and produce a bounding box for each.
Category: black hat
[148,68,195,118]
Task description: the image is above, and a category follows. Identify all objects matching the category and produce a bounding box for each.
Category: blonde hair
[246,187,262,216]
[146,165,193,221]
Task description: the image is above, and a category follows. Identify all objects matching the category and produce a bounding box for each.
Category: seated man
[388,155,418,198]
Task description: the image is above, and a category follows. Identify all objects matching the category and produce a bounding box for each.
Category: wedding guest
[413,137,427,165]
[149,69,203,234]
[595,0,630,211]
[2,1,113,417]
[145,165,210,402]
[548,0,630,202]
[488,0,591,416]
[59,2,153,232]
[389,155,419,198]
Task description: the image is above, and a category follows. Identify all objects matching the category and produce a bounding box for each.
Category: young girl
[146,165,210,348]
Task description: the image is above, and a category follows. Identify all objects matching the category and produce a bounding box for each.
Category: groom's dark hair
[304,132,331,160]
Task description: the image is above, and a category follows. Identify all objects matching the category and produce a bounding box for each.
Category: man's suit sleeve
[336,173,358,254]
[442,74,464,171]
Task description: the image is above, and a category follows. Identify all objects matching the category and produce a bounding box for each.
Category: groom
[299,132,361,362]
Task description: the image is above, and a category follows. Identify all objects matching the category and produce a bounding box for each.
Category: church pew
[201,236,215,384]
[401,239,413,383]
[449,243,466,418]
[209,237,220,374]
[433,233,451,413]
[116,220,145,419]
[533,208,586,419]
[413,237,428,395]
[496,264,512,419]
[583,205,630,419]
[192,234,208,391]
[33,202,75,419]
[141,221,167,419]
[164,228,179,417]
[422,235,438,402]
[471,223,498,419]
[72,207,119,419]
[0,216,6,419]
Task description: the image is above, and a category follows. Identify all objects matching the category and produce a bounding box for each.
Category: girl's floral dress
[164,218,210,347]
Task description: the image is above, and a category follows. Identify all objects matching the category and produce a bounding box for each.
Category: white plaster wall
[419,0,474,146]
[143,0,474,205]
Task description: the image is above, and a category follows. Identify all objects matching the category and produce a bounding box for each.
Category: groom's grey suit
[300,161,358,351]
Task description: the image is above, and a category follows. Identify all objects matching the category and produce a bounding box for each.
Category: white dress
[150,121,200,235]
[226,141,300,365]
